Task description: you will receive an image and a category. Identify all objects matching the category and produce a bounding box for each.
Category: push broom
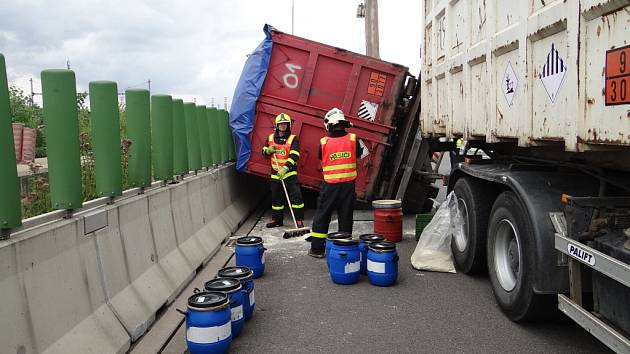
[273,159,311,238]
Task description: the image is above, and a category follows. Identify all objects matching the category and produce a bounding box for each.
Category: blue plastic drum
[184,291,232,354]
[358,234,384,275]
[367,241,399,287]
[204,278,245,338]
[328,238,361,285]
[217,266,255,321]
[325,232,352,256]
[325,232,352,267]
[235,236,265,278]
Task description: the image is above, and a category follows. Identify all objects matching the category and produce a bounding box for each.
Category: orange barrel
[372,200,403,243]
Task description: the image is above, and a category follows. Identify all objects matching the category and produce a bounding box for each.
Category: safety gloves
[277,165,289,178]
[263,145,276,154]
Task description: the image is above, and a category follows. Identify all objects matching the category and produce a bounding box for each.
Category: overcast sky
[1,0,422,108]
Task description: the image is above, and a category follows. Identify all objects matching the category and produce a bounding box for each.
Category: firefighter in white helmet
[308,108,363,258]
[261,113,305,228]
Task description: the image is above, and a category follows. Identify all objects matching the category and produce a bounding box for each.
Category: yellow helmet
[274,113,292,127]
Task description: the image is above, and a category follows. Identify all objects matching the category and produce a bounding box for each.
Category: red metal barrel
[12,123,23,163]
[373,200,403,243]
[21,127,37,163]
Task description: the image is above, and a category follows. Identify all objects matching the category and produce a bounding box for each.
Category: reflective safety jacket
[263,132,300,180]
[320,133,357,183]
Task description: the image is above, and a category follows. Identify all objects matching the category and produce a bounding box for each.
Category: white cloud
[1,0,421,108]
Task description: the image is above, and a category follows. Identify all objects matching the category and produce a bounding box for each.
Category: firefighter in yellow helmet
[261,113,305,228]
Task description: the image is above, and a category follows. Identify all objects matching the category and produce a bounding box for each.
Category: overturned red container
[243,27,409,201]
[373,200,403,243]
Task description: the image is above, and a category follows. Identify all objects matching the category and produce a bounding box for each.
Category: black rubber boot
[308,238,325,258]
[266,219,283,228]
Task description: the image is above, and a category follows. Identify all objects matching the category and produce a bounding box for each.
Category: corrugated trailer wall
[421,0,630,151]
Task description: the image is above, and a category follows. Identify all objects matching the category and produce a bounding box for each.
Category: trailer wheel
[450,178,493,274]
[487,191,555,322]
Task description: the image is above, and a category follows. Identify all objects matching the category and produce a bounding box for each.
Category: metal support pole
[395,132,424,201]
[364,0,380,58]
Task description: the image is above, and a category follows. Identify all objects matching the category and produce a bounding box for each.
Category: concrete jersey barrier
[0,164,265,353]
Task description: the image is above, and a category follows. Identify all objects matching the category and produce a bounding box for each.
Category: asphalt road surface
[164,209,609,354]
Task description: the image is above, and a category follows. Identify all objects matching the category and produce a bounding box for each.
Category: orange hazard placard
[368,72,387,97]
[605,45,630,106]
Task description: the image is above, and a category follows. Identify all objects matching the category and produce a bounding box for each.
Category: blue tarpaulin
[229,24,274,172]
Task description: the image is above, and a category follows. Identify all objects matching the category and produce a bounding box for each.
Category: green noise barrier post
[41,69,82,211]
[208,107,221,165]
[184,102,201,172]
[218,109,229,163]
[151,94,174,181]
[126,89,152,188]
[0,54,22,236]
[89,81,123,198]
[172,98,189,176]
[196,105,211,168]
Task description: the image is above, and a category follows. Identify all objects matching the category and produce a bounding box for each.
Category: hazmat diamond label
[358,100,378,121]
[358,139,369,159]
[501,61,518,107]
[539,43,567,103]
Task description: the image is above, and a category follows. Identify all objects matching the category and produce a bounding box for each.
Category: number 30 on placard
[605,46,630,106]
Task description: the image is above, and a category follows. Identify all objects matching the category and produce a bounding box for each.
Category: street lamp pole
[292,0,295,35]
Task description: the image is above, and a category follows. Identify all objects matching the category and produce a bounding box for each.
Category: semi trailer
[231,6,630,350]
[419,0,630,352]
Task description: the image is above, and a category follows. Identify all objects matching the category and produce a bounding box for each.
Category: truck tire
[487,191,555,322]
[450,178,493,274]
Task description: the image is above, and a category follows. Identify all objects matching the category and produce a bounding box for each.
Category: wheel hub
[494,219,521,292]
[454,198,469,252]
[508,239,519,273]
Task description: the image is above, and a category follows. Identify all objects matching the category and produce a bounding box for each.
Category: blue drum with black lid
[204,278,245,338]
[325,232,352,267]
[217,266,255,321]
[235,236,265,278]
[367,241,398,287]
[358,234,384,275]
[184,291,232,354]
[328,238,361,285]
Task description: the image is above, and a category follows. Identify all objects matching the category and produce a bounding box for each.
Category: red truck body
[246,29,408,200]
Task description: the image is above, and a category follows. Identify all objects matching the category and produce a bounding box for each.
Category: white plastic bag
[411,191,463,273]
